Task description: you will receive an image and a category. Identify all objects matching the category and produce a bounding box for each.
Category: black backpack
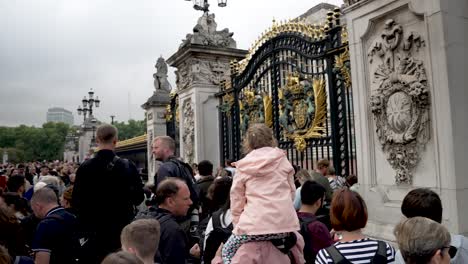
[203,210,233,264]
[298,215,317,263]
[325,240,388,264]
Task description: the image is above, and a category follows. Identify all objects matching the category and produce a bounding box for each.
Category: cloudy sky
[0,0,342,127]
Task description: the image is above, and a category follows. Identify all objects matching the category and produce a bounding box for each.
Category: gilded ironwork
[239,90,273,134]
[236,19,326,74]
[279,72,327,152]
[334,47,351,89]
[165,104,173,121]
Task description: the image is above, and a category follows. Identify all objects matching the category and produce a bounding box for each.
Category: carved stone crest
[279,72,327,152]
[182,99,195,164]
[176,59,230,91]
[368,19,430,184]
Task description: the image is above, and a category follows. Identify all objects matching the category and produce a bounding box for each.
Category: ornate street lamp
[77,88,100,123]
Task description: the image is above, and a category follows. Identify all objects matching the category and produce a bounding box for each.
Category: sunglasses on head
[441,246,457,258]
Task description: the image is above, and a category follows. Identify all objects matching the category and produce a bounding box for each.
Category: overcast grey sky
[0,0,343,127]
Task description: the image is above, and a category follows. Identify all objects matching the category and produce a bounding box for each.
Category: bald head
[32,186,59,205]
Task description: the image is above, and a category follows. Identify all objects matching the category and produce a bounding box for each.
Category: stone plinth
[167,43,247,167]
[344,0,468,239]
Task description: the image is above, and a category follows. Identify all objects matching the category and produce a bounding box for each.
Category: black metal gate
[217,10,356,177]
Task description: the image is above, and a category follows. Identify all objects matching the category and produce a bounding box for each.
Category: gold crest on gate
[279,72,327,152]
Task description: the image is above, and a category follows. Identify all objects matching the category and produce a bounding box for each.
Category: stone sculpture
[153,57,172,93]
[180,13,236,49]
[368,19,430,185]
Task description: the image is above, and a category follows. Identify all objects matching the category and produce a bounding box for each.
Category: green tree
[0,122,70,162]
[113,119,146,140]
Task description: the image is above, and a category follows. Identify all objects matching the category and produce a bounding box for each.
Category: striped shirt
[315,238,396,264]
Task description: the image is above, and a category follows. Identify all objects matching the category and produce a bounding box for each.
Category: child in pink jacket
[222,123,300,263]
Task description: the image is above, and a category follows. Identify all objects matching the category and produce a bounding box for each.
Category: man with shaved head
[73,124,144,263]
[31,187,77,264]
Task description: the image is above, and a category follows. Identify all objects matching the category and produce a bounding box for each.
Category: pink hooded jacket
[231,147,299,235]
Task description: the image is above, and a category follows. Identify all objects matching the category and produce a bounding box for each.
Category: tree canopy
[0,122,70,162]
[113,119,146,141]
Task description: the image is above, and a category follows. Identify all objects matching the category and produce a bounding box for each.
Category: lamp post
[184,0,227,13]
[77,89,100,122]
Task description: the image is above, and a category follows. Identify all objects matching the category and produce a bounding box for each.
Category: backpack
[203,210,233,264]
[298,215,317,263]
[325,240,388,264]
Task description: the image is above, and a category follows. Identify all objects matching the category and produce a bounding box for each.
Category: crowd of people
[0,123,467,264]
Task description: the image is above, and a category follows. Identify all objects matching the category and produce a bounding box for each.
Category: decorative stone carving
[176,59,230,91]
[180,13,236,49]
[343,0,362,7]
[182,99,195,164]
[368,19,430,185]
[153,57,172,93]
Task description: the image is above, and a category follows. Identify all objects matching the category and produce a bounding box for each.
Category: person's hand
[190,243,201,259]
[215,243,224,258]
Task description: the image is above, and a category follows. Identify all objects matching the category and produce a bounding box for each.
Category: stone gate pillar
[343,0,468,239]
[167,13,247,167]
[142,57,172,183]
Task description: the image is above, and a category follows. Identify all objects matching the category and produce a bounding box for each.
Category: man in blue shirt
[31,187,77,264]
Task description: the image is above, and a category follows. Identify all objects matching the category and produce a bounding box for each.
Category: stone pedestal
[78,128,95,162]
[142,91,171,184]
[167,13,247,168]
[343,0,468,239]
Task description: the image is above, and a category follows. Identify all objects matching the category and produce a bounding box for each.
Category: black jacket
[147,207,189,264]
[155,157,199,207]
[72,149,144,244]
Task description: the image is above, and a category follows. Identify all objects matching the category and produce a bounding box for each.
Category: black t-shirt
[31,207,77,264]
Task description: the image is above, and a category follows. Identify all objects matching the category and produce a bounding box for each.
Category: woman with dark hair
[316,189,396,263]
[201,177,233,263]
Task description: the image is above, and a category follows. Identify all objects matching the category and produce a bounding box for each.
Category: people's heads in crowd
[155,178,192,217]
[31,187,59,219]
[16,164,25,175]
[3,192,29,217]
[152,136,176,161]
[210,176,233,210]
[401,188,443,223]
[327,167,336,176]
[40,165,50,176]
[301,180,326,209]
[35,175,63,196]
[346,175,358,187]
[295,169,312,186]
[101,251,144,264]
[330,188,367,232]
[317,159,330,176]
[242,123,277,154]
[121,219,161,263]
[198,160,213,177]
[60,186,73,209]
[395,216,453,264]
[6,175,26,195]
[96,124,118,147]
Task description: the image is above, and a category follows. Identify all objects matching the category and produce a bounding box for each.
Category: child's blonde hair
[242,123,277,154]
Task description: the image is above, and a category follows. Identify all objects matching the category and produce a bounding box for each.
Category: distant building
[46,107,74,125]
